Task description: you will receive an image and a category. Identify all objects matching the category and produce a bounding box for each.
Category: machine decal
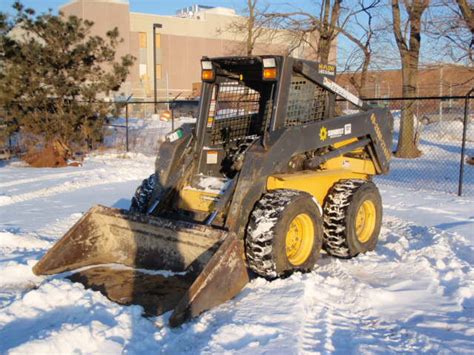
[319,63,336,75]
[328,127,344,138]
[166,128,184,142]
[344,123,352,135]
[370,114,391,161]
[322,77,363,108]
[319,126,328,141]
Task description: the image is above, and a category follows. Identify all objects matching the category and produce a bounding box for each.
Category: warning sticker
[206,151,218,164]
[344,123,352,135]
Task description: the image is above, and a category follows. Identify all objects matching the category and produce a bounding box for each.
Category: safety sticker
[344,123,352,135]
[206,151,218,164]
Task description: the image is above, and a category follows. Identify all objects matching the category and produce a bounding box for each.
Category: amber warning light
[262,57,277,80]
[201,60,215,82]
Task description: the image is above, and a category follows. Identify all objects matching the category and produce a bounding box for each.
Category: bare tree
[455,0,473,60]
[338,0,382,97]
[263,0,349,64]
[220,0,275,56]
[426,0,473,65]
[392,0,430,158]
[265,0,384,70]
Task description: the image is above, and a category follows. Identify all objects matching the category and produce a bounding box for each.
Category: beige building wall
[61,0,337,100]
[60,0,133,94]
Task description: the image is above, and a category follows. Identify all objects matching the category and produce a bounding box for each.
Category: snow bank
[422,120,474,142]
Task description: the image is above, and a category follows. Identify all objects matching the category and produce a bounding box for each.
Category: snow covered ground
[1,151,473,354]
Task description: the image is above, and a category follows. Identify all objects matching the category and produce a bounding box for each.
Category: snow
[1,153,474,352]
[195,175,229,193]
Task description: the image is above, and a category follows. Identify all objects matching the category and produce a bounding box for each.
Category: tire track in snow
[296,216,474,353]
[0,170,86,189]
[0,170,141,207]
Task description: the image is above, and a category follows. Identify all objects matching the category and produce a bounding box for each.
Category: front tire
[323,179,382,258]
[246,190,323,278]
[129,173,159,213]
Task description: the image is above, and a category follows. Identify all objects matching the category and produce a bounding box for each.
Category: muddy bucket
[33,205,250,326]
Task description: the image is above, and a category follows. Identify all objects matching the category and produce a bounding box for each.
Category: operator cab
[196,56,279,179]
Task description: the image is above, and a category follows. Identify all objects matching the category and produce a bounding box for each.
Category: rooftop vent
[176,4,214,18]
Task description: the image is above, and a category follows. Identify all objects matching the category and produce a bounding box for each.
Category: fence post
[458,88,473,196]
[125,102,129,153]
[171,102,175,131]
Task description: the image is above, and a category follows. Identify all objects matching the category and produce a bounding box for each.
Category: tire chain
[246,189,303,278]
[322,179,366,257]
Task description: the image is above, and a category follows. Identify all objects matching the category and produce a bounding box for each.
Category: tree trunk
[392,0,428,158]
[246,0,255,56]
[395,54,422,158]
[318,36,332,64]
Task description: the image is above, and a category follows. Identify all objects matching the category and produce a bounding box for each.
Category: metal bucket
[33,205,250,326]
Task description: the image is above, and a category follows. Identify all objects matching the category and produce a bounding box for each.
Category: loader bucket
[33,205,250,326]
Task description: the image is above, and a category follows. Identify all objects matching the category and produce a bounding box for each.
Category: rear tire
[323,179,382,258]
[246,190,323,278]
[129,174,160,213]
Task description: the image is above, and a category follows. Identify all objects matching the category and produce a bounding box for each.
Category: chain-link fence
[2,94,473,196]
[338,93,474,196]
[103,100,198,155]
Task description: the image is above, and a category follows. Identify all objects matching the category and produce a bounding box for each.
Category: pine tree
[0,2,134,165]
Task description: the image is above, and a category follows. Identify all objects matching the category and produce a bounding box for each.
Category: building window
[155,33,161,49]
[139,64,147,79]
[156,64,162,80]
[139,32,147,48]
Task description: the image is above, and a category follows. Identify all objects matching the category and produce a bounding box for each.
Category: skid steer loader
[33,56,393,326]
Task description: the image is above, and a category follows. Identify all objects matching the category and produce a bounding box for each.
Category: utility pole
[153,23,163,114]
[439,66,443,122]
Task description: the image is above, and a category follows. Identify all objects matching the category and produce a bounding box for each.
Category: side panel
[179,188,221,212]
[154,123,194,187]
[267,169,369,206]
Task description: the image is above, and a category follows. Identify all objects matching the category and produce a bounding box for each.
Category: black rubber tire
[129,173,159,214]
[323,179,382,258]
[246,190,323,278]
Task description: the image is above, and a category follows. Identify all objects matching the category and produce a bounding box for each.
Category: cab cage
[198,56,342,145]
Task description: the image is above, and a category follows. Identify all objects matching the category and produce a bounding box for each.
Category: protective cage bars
[211,80,262,145]
[286,75,329,127]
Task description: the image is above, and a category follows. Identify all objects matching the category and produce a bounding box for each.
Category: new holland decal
[320,124,352,141]
[319,126,328,141]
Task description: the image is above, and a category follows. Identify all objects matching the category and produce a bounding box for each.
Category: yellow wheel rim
[285,213,314,266]
[355,200,376,243]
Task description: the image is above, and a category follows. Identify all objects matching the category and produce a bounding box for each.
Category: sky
[0,1,460,69]
[0,0,314,15]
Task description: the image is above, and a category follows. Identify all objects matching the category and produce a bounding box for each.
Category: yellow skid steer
[34,56,393,326]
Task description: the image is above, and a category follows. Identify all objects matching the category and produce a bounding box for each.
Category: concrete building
[60,0,336,100]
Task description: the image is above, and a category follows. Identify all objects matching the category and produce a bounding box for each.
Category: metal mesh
[336,96,474,196]
[211,80,261,145]
[286,75,328,126]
